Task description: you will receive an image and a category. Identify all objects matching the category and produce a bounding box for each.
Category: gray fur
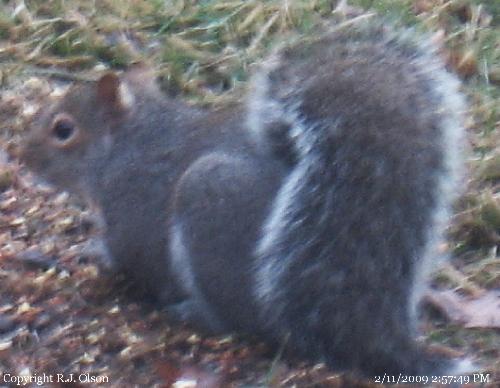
[250,20,469,376]
[169,221,196,296]
[22,18,471,379]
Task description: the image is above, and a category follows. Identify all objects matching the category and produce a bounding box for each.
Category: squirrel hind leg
[168,218,227,334]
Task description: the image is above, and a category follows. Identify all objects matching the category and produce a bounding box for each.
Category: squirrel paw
[163,300,226,334]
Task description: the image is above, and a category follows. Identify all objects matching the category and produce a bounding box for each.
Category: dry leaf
[425,289,500,329]
[447,49,478,78]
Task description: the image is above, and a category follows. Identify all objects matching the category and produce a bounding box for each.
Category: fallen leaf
[425,289,500,329]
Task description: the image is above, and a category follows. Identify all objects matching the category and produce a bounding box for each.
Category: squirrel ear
[96,72,135,112]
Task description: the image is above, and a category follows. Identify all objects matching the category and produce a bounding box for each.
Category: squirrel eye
[51,117,78,145]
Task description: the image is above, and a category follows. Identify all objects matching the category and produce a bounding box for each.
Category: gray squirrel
[21,18,472,379]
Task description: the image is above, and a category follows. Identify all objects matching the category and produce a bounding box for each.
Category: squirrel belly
[21,18,470,379]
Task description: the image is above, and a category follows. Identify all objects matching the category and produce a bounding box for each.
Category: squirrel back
[22,18,471,379]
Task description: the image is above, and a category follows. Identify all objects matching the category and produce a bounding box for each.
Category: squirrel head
[21,68,154,196]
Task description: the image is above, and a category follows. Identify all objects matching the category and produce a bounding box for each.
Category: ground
[0,0,498,387]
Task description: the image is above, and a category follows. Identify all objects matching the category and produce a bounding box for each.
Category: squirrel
[21,18,472,379]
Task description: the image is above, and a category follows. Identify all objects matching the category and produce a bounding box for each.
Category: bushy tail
[248,19,468,377]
